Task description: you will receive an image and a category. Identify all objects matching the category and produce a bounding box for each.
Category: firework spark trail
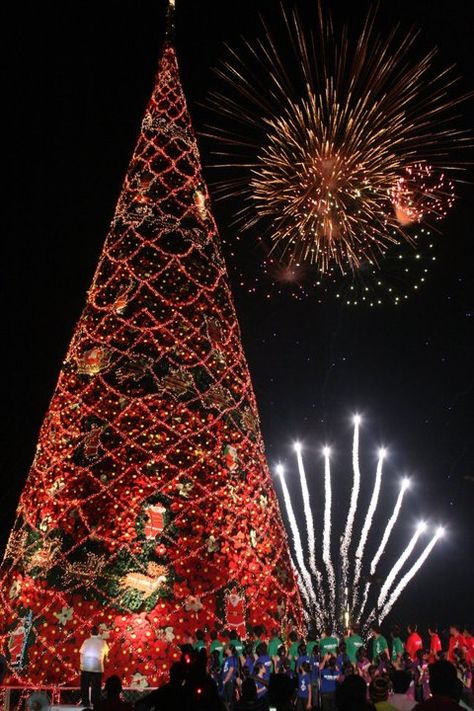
[376,521,427,611]
[379,528,444,622]
[370,479,411,575]
[341,416,362,600]
[352,448,386,609]
[357,477,411,619]
[322,448,336,618]
[276,465,320,612]
[294,443,324,596]
[289,554,312,610]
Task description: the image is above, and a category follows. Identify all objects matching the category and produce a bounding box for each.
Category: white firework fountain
[274,415,444,633]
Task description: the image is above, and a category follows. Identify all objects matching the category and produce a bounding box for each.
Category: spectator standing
[462,626,474,665]
[255,643,272,682]
[234,678,268,711]
[268,628,283,667]
[448,625,468,664]
[288,631,301,672]
[79,625,109,707]
[321,630,340,659]
[253,662,269,701]
[195,629,207,654]
[346,625,364,666]
[296,661,313,711]
[320,655,340,711]
[222,644,238,710]
[296,643,311,674]
[428,626,442,663]
[390,627,405,667]
[406,625,423,662]
[370,626,389,663]
[211,630,225,666]
[310,645,321,710]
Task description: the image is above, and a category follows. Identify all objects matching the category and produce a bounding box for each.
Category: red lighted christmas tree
[0,3,302,689]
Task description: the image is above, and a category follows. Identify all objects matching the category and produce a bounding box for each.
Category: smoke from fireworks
[274,417,444,631]
[206,3,470,297]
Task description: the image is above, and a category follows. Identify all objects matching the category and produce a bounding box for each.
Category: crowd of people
[77,622,473,711]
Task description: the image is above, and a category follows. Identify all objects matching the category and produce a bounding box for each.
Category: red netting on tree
[0,28,302,689]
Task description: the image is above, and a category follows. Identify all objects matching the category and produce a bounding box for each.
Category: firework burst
[207,3,470,283]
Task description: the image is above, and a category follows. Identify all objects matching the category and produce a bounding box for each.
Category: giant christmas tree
[0,2,302,689]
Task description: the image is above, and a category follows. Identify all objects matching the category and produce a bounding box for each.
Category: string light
[0,28,302,689]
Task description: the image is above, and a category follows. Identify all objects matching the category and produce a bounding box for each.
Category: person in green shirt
[306,629,318,656]
[194,628,207,654]
[319,629,339,657]
[345,623,364,665]
[390,625,404,666]
[287,630,300,671]
[268,628,283,665]
[370,624,389,662]
[252,624,267,655]
[209,629,224,665]
[229,632,244,657]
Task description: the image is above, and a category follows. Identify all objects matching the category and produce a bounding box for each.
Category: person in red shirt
[462,625,474,665]
[428,625,442,663]
[406,624,423,662]
[447,624,467,663]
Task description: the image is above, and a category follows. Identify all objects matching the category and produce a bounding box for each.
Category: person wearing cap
[369,676,398,711]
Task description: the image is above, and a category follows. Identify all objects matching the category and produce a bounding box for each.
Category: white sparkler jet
[294,441,323,587]
[340,415,362,601]
[357,477,411,618]
[275,464,320,612]
[377,520,427,610]
[322,447,336,618]
[379,526,445,621]
[352,446,386,608]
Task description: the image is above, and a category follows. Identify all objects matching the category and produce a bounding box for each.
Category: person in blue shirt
[296,643,311,674]
[310,645,321,709]
[255,642,272,681]
[296,661,313,711]
[253,662,269,700]
[241,641,255,677]
[336,642,350,670]
[221,644,238,710]
[320,655,341,711]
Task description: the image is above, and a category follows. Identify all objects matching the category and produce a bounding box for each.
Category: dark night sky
[3,1,473,635]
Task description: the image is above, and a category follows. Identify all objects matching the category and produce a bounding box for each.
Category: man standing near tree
[80,625,109,707]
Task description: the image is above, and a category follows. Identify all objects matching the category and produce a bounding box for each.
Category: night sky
[3,0,473,637]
